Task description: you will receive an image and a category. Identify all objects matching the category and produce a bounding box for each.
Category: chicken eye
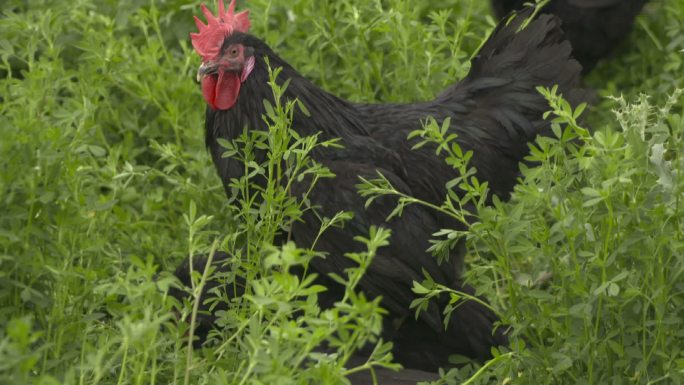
[229,47,239,57]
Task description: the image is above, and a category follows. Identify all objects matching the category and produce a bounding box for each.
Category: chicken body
[196,8,583,371]
[490,0,649,72]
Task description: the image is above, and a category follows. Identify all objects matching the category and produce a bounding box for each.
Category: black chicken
[490,0,649,72]
[187,0,584,371]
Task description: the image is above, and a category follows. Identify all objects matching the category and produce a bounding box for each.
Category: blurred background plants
[0,0,682,384]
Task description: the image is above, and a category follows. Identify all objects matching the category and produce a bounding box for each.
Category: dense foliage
[0,0,682,384]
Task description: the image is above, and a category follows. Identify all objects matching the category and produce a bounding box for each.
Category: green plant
[1,0,683,384]
[463,88,684,384]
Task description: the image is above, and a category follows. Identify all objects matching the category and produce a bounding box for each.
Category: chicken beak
[196,62,216,82]
[196,63,207,82]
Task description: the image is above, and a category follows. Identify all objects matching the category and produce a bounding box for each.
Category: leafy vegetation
[0,0,682,384]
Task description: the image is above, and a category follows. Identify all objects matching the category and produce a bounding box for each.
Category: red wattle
[201,71,241,110]
[201,75,218,108]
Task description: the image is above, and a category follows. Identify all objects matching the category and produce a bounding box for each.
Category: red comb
[190,0,251,61]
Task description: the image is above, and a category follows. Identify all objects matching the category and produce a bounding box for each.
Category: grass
[0,0,682,384]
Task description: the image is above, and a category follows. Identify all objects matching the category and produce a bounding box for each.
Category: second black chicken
[490,0,649,72]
